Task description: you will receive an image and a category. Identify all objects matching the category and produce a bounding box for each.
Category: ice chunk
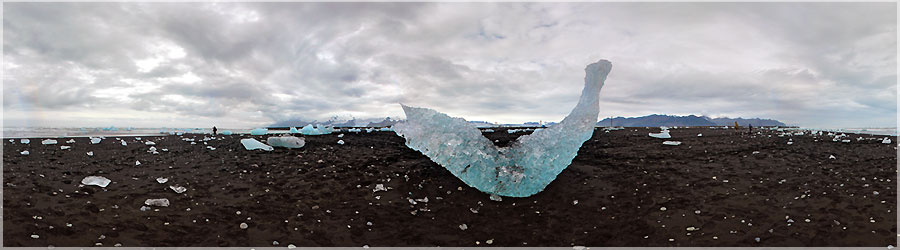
[135,137,141,140]
[60,146,72,150]
[81,176,111,187]
[221,130,233,135]
[90,138,101,144]
[156,177,169,184]
[300,124,334,135]
[338,134,344,138]
[883,137,892,144]
[380,127,392,132]
[662,141,682,146]
[267,136,306,148]
[649,130,671,139]
[135,160,141,166]
[42,139,58,145]
[145,141,156,145]
[365,128,374,133]
[394,59,612,197]
[337,140,345,145]
[483,129,495,133]
[169,185,187,194]
[20,150,29,155]
[250,128,268,135]
[21,139,30,144]
[373,184,388,192]
[144,198,170,207]
[66,139,76,143]
[348,128,362,133]
[697,134,703,137]
[829,155,836,159]
[87,151,94,156]
[289,127,300,134]
[121,140,127,146]
[241,138,274,151]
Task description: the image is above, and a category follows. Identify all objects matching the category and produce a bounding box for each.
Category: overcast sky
[3,2,896,129]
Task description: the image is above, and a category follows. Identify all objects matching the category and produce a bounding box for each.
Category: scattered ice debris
[169,185,187,194]
[337,140,345,145]
[883,137,892,144]
[135,160,142,166]
[156,177,169,184]
[145,141,155,145]
[649,130,671,139]
[90,137,101,144]
[240,222,249,229]
[66,139,76,143]
[60,146,72,150]
[21,138,30,144]
[250,128,268,135]
[829,155,836,160]
[393,60,613,197]
[459,224,468,230]
[42,139,58,145]
[86,151,94,156]
[241,138,274,151]
[267,136,306,149]
[662,141,682,146]
[373,184,388,192]
[121,140,127,146]
[144,198,170,207]
[20,150,29,155]
[81,176,111,187]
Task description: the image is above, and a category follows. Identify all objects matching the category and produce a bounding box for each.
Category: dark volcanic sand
[3,128,897,247]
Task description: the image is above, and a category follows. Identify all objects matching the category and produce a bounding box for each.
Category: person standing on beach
[213,126,217,135]
[748,124,752,134]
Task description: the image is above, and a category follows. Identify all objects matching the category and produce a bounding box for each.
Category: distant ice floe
[221,130,233,135]
[250,128,268,135]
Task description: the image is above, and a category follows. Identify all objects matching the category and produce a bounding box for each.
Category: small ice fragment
[31,234,39,239]
[337,140,345,145]
[573,200,579,205]
[81,176,111,187]
[135,137,141,140]
[787,141,793,145]
[686,226,699,231]
[240,222,248,229]
[489,194,502,201]
[60,146,71,150]
[755,237,760,243]
[86,151,94,156]
[697,133,702,137]
[662,141,682,146]
[156,177,169,184]
[250,128,268,135]
[90,138,101,144]
[169,185,187,194]
[66,139,75,143]
[660,207,667,211]
[649,131,671,139]
[21,139,30,144]
[267,136,305,148]
[486,239,494,244]
[145,141,155,145]
[20,150,29,155]
[882,138,892,144]
[42,139,58,145]
[373,184,387,192]
[144,198,170,207]
[338,134,344,138]
[841,139,851,143]
[121,140,127,146]
[829,155,836,160]
[140,206,151,212]
[459,224,468,230]
[135,161,141,166]
[241,138,274,151]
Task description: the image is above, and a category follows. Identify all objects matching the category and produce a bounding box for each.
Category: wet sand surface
[3,127,897,247]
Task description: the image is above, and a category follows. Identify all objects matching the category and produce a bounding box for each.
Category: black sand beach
[3,127,897,247]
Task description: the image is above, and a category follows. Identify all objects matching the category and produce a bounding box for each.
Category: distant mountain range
[597,114,786,127]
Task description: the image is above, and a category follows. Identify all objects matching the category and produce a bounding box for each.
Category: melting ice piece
[81,176,111,188]
[121,140,127,146]
[221,130,233,135]
[337,140,345,145]
[87,151,94,156]
[145,141,156,145]
[144,198,170,207]
[267,136,306,148]
[394,59,612,197]
[42,139,58,145]
[289,127,300,134]
[66,139,76,143]
[882,137,892,144]
[20,150,29,155]
[60,146,72,150]
[90,138,101,144]
[169,185,187,194]
[135,160,142,166]
[21,139,30,144]
[662,141,682,146]
[241,138,274,151]
[156,177,169,184]
[348,128,362,133]
[649,130,671,139]
[250,128,268,135]
[697,134,703,137]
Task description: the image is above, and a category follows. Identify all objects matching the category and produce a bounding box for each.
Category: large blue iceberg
[394,59,612,197]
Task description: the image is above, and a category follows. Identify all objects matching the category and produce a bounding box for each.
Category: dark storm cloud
[3,2,895,128]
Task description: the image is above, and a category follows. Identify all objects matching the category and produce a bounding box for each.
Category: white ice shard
[81,176,111,188]
[241,138,274,151]
[42,139,58,145]
[66,139,76,143]
[121,140,127,146]
[169,185,187,194]
[267,136,306,148]
[20,150,29,155]
[60,146,72,150]
[87,151,94,156]
[649,130,671,139]
[156,177,169,184]
[662,141,682,146]
[21,139,30,144]
[90,138,101,144]
[250,128,268,135]
[394,59,612,197]
[144,198,170,207]
[145,141,156,145]
[883,137,892,144]
[337,140,345,145]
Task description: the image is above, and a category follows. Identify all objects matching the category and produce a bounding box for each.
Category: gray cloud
[3,2,895,128]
